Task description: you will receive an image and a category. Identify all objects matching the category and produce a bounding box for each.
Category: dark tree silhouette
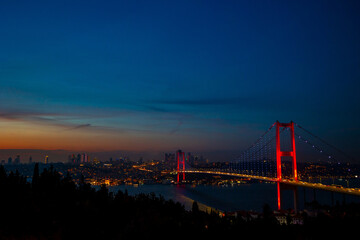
[32,162,39,187]
[192,201,199,213]
[0,165,359,240]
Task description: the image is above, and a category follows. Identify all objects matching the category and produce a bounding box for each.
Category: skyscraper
[15,155,20,164]
[80,153,89,163]
[45,155,49,164]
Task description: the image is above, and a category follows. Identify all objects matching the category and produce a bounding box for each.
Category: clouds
[66,123,92,131]
[0,1,359,156]
[152,97,247,106]
[0,108,87,130]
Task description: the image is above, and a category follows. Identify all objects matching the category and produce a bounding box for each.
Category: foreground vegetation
[0,164,359,240]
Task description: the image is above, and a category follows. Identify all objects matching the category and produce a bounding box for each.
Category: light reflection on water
[108,183,278,212]
[107,183,360,212]
[108,184,202,211]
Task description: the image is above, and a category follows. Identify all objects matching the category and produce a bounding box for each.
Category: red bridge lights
[275,121,299,211]
[176,150,186,183]
[275,121,298,182]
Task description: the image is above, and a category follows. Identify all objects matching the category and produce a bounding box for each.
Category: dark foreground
[0,164,360,240]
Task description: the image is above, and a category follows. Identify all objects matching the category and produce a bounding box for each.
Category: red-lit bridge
[175,121,360,210]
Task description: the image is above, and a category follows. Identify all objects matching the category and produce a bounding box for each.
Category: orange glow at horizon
[0,120,151,151]
[0,119,216,152]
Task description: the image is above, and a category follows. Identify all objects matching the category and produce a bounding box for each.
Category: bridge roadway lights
[181,170,360,213]
[176,120,360,211]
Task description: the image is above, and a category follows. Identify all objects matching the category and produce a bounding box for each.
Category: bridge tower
[275,121,298,211]
[176,150,186,182]
[275,121,298,181]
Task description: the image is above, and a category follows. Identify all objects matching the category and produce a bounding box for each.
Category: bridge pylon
[176,150,186,182]
[276,121,298,211]
[276,121,298,181]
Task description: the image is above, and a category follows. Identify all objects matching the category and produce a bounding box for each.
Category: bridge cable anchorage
[294,122,354,162]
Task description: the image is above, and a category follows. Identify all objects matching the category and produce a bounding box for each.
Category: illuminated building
[93,157,100,164]
[45,155,49,164]
[80,153,89,163]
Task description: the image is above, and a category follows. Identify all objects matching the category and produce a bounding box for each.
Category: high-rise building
[80,153,89,163]
[45,155,49,164]
[187,152,194,165]
[29,156,32,164]
[165,153,176,168]
[15,155,20,164]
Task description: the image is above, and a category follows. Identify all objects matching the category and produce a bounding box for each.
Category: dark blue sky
[0,0,359,160]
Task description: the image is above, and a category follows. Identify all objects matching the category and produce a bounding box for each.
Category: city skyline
[1,1,359,160]
[0,148,235,163]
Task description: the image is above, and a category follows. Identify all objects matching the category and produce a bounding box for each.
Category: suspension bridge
[175,121,360,210]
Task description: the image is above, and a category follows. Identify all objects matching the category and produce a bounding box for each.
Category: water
[108,183,360,213]
[109,183,278,212]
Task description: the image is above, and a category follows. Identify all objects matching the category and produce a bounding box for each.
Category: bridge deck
[181,170,360,196]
